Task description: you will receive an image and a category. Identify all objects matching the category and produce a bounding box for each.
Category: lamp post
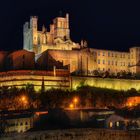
[21,95,27,108]
[69,103,74,109]
[73,97,78,109]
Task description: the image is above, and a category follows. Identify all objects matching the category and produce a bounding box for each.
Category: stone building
[2,113,35,133]
[23,13,140,74]
[23,13,80,54]
[6,50,35,70]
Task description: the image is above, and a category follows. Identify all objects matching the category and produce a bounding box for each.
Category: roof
[1,113,34,120]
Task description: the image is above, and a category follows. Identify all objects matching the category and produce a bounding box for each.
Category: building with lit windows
[0,13,140,91]
[23,13,140,74]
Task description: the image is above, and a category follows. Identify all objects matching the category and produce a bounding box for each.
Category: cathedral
[23,13,140,75]
[23,13,80,54]
[0,13,140,91]
[0,13,140,75]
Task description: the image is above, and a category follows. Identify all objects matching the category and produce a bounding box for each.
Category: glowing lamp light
[128,102,132,107]
[21,95,27,105]
[21,96,26,102]
[73,97,78,103]
[69,103,74,109]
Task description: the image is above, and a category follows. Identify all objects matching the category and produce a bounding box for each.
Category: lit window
[98,52,100,56]
[103,60,105,64]
[98,59,100,64]
[112,53,114,57]
[109,122,113,128]
[108,60,110,65]
[112,61,114,65]
[108,52,110,57]
[116,122,119,127]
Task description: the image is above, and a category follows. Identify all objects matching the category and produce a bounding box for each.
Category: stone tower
[23,13,80,54]
[23,16,38,52]
[53,13,70,40]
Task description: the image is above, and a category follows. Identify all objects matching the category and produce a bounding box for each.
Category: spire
[42,25,46,33]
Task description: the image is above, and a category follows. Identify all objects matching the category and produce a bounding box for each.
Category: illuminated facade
[23,13,80,54]
[23,13,140,74]
[4,113,34,133]
[36,47,140,74]
[1,70,140,91]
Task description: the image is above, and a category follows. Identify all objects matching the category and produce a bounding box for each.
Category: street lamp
[73,97,78,108]
[69,103,74,109]
[21,95,28,106]
[21,96,26,102]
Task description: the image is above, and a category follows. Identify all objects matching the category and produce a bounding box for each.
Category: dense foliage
[0,84,140,111]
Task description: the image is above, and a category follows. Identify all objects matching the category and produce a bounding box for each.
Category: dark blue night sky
[0,0,140,51]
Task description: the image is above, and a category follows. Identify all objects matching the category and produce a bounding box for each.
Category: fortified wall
[71,76,140,91]
[2,128,140,140]
[1,70,140,91]
[0,70,70,91]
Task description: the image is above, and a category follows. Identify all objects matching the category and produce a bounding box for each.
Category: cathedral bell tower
[53,13,70,40]
[30,16,38,45]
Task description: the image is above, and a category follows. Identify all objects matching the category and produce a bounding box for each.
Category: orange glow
[73,97,78,103]
[126,96,140,107]
[21,95,28,104]
[35,111,48,116]
[128,102,132,107]
[21,96,26,102]
[69,103,74,109]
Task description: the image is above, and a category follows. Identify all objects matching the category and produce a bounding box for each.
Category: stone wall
[71,76,140,91]
[2,128,140,140]
[0,70,70,91]
[1,71,140,91]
